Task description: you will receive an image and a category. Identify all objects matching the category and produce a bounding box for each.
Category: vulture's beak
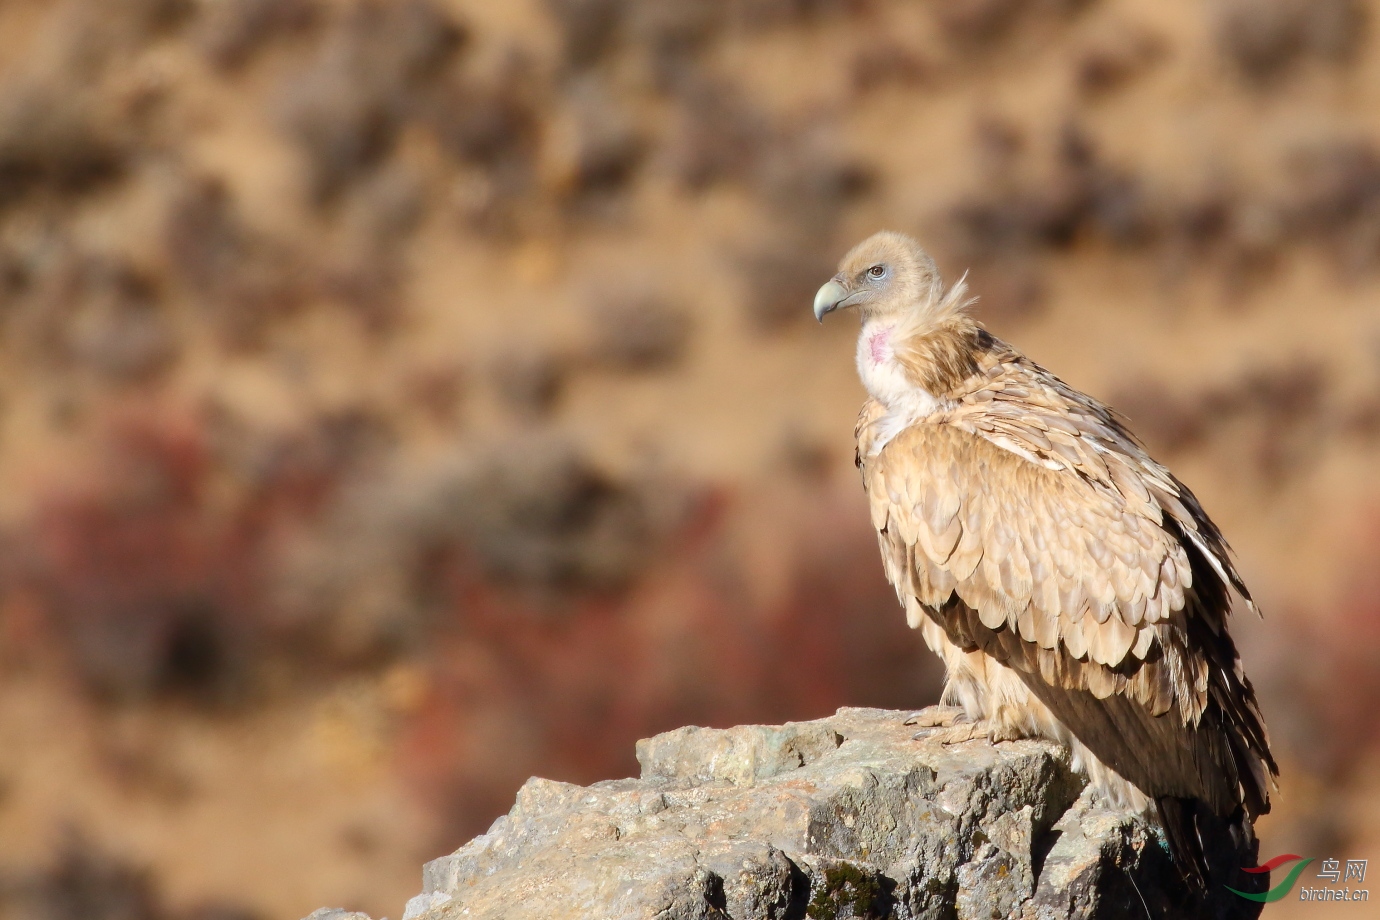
[813,279,849,322]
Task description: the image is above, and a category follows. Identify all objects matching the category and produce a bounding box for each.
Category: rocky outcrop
[311,708,1264,920]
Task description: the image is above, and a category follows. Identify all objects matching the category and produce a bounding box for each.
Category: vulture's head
[813,231,947,323]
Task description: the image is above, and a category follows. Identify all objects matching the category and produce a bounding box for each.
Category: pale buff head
[813,231,964,325]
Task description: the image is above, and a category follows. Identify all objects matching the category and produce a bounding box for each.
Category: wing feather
[859,404,1276,817]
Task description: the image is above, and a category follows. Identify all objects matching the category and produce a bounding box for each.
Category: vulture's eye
[868,265,886,278]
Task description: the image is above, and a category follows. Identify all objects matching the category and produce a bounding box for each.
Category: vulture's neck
[857,311,985,417]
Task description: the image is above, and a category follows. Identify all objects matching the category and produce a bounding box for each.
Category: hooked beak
[813,279,849,322]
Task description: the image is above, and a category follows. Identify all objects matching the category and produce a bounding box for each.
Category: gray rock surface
[303,910,374,920]
[311,707,1265,920]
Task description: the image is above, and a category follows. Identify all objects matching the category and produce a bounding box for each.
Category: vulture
[813,231,1276,888]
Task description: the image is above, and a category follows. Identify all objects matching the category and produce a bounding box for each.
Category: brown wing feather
[861,385,1276,819]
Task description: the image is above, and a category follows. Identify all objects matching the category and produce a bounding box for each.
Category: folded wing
[863,417,1275,819]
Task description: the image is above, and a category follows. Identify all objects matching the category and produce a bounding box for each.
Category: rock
[402,891,450,920]
[635,722,844,787]
[304,910,374,920]
[307,707,1263,920]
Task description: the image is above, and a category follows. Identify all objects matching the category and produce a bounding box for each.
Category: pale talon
[989,725,1022,744]
[904,705,964,728]
[928,720,991,746]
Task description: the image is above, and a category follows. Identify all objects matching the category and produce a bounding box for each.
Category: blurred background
[0,0,1377,918]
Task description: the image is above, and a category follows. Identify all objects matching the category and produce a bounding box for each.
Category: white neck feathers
[856,317,942,454]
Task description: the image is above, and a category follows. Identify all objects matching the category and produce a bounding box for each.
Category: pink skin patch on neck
[868,329,889,363]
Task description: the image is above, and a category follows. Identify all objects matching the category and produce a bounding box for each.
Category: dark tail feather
[1155,796,1262,895]
[1156,795,1208,891]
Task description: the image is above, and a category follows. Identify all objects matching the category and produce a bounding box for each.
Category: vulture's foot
[905,705,964,729]
[919,718,1020,745]
[924,720,992,745]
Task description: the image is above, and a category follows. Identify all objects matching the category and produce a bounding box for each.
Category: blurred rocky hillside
[0,1,1377,919]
